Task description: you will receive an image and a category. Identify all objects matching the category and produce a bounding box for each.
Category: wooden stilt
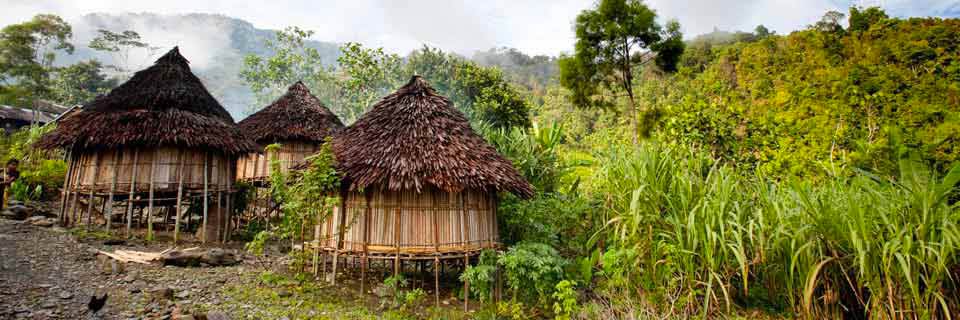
[126,149,140,238]
[173,151,185,244]
[225,182,232,243]
[202,152,209,243]
[69,190,79,227]
[59,149,73,225]
[100,198,107,226]
[331,196,347,284]
[394,206,401,276]
[85,153,102,231]
[361,254,368,294]
[321,251,327,278]
[464,255,470,312]
[434,256,440,307]
[216,191,223,243]
[331,250,340,284]
[496,263,503,302]
[105,149,120,232]
[147,154,157,240]
[162,207,170,232]
[312,246,320,277]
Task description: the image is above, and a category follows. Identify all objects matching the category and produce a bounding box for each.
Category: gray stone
[58,291,72,300]
[149,286,174,301]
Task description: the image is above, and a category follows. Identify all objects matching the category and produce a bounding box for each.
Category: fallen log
[160,248,238,267]
[98,247,199,264]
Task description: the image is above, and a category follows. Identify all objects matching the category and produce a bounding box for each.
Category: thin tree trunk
[626,85,638,145]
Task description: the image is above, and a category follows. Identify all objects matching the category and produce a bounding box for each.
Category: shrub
[498,242,567,304]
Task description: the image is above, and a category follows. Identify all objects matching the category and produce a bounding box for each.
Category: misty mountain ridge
[59,12,341,118]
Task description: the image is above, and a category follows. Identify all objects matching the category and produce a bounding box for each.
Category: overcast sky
[2,0,959,56]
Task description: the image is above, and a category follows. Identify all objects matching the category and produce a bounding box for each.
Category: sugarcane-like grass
[592,143,959,319]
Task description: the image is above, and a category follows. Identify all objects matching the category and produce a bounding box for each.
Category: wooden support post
[147,153,157,240]
[105,150,120,232]
[202,152,209,243]
[361,191,371,295]
[331,250,340,285]
[394,206,401,276]
[434,256,440,307]
[216,191,223,243]
[321,251,327,278]
[495,262,503,302]
[173,151,185,244]
[71,153,88,227]
[225,181,232,243]
[360,253,368,294]
[59,149,73,225]
[312,246,320,277]
[464,255,470,312]
[126,149,139,238]
[85,153,102,231]
[458,192,466,255]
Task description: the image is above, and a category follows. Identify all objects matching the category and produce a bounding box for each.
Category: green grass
[585,143,960,319]
[210,271,473,320]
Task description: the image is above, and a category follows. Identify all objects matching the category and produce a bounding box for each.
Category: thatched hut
[236,81,343,183]
[38,47,255,243]
[314,76,532,304]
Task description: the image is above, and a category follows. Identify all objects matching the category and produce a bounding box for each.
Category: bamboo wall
[66,147,234,194]
[315,187,498,258]
[236,141,319,182]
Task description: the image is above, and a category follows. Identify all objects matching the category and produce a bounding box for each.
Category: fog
[3,0,958,57]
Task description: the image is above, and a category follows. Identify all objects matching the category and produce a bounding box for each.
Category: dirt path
[0,218,255,319]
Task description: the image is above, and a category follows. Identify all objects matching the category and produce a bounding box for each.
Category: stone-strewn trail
[0,216,252,319]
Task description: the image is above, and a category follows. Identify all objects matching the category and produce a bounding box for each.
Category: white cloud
[1,0,957,57]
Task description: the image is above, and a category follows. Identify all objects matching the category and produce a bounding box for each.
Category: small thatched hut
[236,81,343,183]
[314,76,532,303]
[38,47,255,243]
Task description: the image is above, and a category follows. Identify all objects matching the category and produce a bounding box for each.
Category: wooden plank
[173,150,185,244]
[105,149,120,232]
[85,152,102,231]
[126,149,140,238]
[202,152,209,243]
[147,152,157,240]
[59,149,73,225]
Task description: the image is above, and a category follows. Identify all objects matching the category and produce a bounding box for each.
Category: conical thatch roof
[333,76,534,198]
[239,81,343,145]
[38,47,255,154]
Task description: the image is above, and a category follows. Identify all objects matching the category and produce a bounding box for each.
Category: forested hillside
[653,8,960,177]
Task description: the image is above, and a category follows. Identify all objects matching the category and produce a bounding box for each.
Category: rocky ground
[0,203,476,320]
[0,213,251,319]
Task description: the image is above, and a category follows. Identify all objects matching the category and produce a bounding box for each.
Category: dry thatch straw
[37,47,255,154]
[238,81,344,146]
[333,75,534,198]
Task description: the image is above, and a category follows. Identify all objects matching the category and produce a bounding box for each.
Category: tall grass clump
[587,142,960,319]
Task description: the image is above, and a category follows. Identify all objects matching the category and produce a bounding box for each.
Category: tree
[0,14,74,105]
[453,62,531,129]
[849,6,889,33]
[48,60,117,105]
[240,26,335,115]
[558,0,684,144]
[754,25,774,38]
[812,10,846,33]
[88,29,158,76]
[406,46,531,129]
[334,42,405,122]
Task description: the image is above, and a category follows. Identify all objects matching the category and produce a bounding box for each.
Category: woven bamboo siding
[68,147,234,193]
[316,187,498,257]
[236,141,319,182]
